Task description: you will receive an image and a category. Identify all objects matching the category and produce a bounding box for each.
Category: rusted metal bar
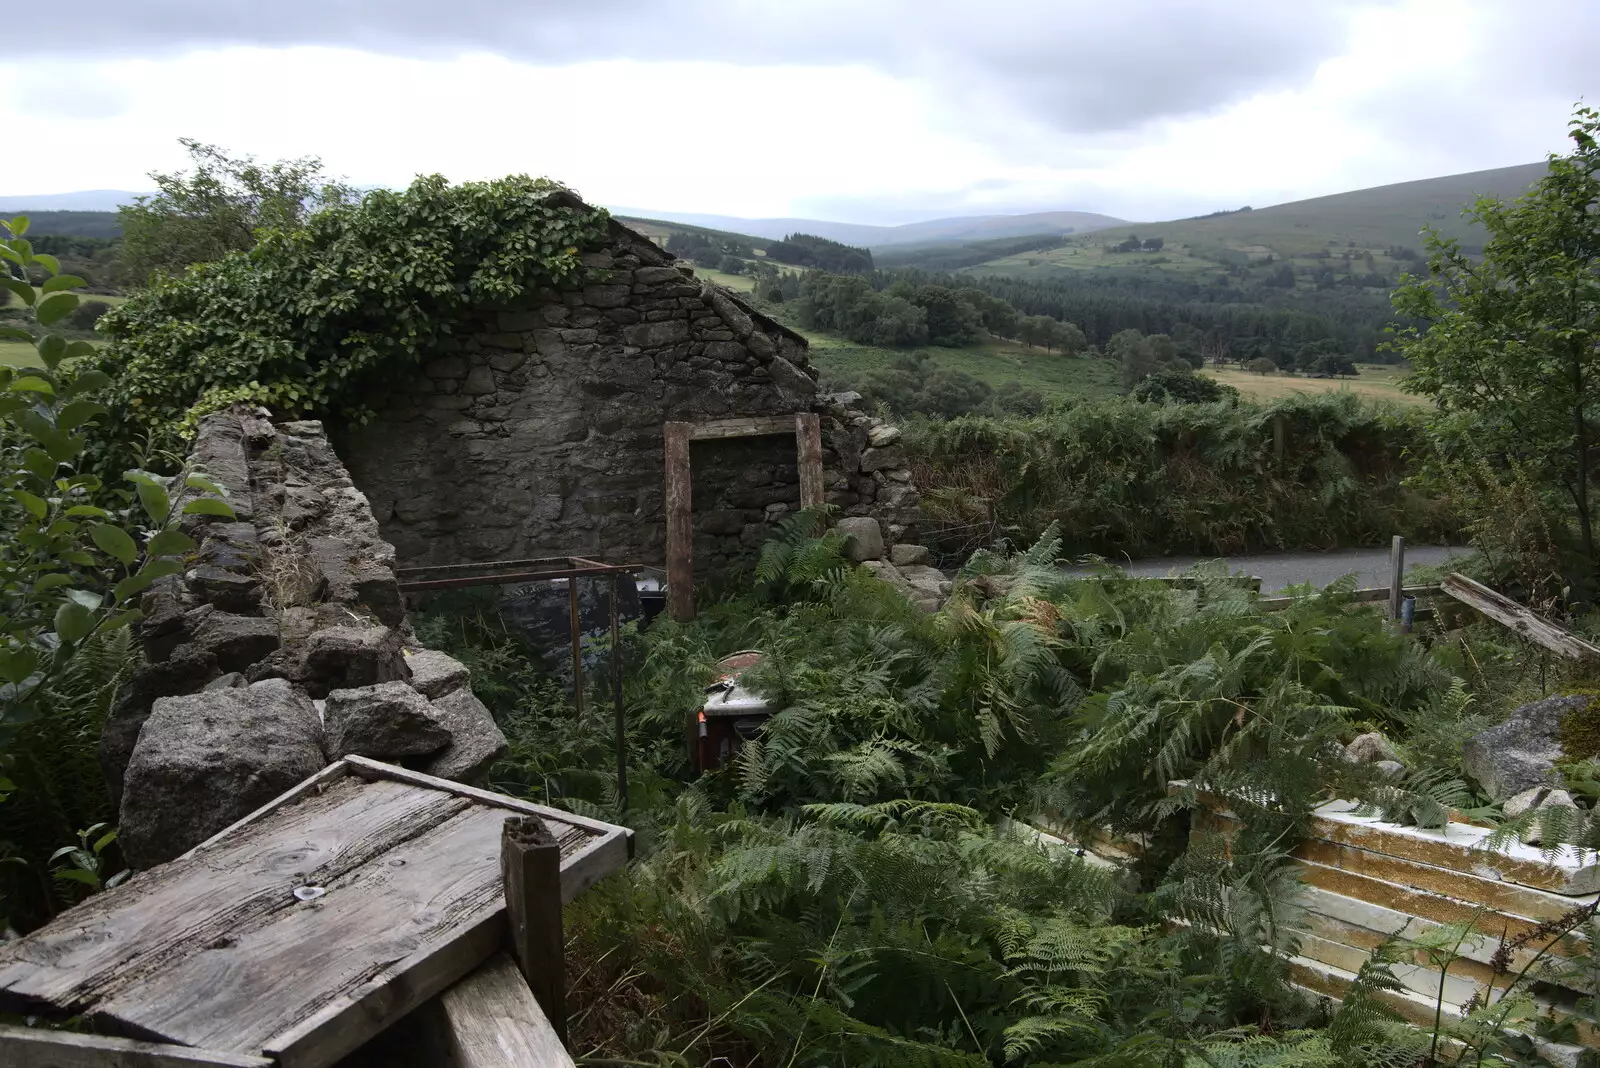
[395,556,613,577]
[396,564,644,593]
[568,578,584,718]
[610,573,626,812]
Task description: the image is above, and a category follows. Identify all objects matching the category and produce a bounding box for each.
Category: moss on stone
[1556,688,1600,761]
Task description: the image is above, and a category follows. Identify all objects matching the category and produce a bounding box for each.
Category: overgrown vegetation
[907,392,1452,561]
[406,516,1583,1066]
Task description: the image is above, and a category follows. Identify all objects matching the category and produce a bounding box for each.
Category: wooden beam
[262,907,505,1068]
[795,413,824,512]
[0,1026,271,1068]
[685,415,795,441]
[501,817,567,1048]
[432,953,574,1068]
[340,757,626,838]
[1441,572,1600,661]
[663,421,693,621]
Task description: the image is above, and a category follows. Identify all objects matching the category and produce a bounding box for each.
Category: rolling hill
[607,207,1127,248]
[961,161,1548,282]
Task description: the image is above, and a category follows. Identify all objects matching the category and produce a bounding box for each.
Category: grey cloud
[11,1,1369,133]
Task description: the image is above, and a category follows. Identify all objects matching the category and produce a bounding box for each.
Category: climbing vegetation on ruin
[93,175,612,465]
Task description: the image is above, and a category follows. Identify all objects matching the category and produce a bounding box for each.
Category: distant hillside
[13,211,123,239]
[608,207,1127,249]
[966,162,1548,283]
[0,190,144,212]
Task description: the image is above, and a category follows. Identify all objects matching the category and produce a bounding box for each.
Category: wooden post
[1388,535,1405,620]
[795,412,824,515]
[663,421,693,621]
[501,816,567,1048]
[1272,415,1286,461]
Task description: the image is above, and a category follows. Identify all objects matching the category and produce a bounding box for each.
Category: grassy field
[0,338,107,367]
[804,333,1121,405]
[1205,364,1428,407]
[692,266,756,292]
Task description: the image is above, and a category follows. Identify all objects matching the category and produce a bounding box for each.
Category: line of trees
[765,233,873,273]
[790,270,1096,354]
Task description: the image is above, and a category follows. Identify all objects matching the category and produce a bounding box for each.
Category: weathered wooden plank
[0,778,468,1013]
[262,908,505,1068]
[98,805,509,1056]
[795,413,824,512]
[345,759,632,905]
[0,1026,271,1068]
[1442,572,1600,660]
[433,954,575,1068]
[663,421,693,621]
[685,415,795,441]
[182,760,354,858]
[502,818,566,1047]
[340,757,631,841]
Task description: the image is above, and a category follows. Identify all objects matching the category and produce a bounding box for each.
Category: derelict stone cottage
[96,194,937,871]
[335,193,922,577]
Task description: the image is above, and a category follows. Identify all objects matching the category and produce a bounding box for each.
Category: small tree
[1247,357,1277,375]
[1395,105,1600,583]
[119,139,353,283]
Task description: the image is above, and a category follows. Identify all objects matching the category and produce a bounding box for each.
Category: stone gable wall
[337,220,920,573]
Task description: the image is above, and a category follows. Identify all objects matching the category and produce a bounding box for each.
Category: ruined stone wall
[102,409,505,870]
[337,220,920,573]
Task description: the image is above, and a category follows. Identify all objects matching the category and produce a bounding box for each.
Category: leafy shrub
[1,214,238,930]
[1131,366,1238,404]
[65,299,110,332]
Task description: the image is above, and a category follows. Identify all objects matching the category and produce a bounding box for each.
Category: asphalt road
[1082,545,1470,594]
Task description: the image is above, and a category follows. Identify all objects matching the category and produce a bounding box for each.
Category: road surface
[1077,546,1469,594]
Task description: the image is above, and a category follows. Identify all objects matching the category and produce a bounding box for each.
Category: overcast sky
[4,1,1594,224]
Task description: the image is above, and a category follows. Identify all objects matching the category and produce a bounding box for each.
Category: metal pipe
[610,572,627,813]
[395,555,588,576]
[397,564,644,593]
[569,576,584,718]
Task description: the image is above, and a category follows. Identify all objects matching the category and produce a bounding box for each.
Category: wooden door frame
[663,413,823,621]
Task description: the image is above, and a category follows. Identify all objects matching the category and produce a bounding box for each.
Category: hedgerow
[909,392,1457,560]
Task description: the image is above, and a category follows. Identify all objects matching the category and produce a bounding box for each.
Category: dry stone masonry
[337,208,923,577]
[103,409,507,869]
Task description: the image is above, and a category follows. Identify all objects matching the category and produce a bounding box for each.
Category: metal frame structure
[395,555,646,809]
[663,412,825,621]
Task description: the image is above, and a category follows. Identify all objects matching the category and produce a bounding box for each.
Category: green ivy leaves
[94,175,611,460]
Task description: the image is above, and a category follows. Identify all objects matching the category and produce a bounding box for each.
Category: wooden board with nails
[0,758,631,1068]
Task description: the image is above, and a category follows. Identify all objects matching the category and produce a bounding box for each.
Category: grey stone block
[404,649,471,699]
[119,679,327,868]
[889,543,932,567]
[837,517,884,561]
[422,689,508,783]
[325,681,452,760]
[1462,693,1590,801]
